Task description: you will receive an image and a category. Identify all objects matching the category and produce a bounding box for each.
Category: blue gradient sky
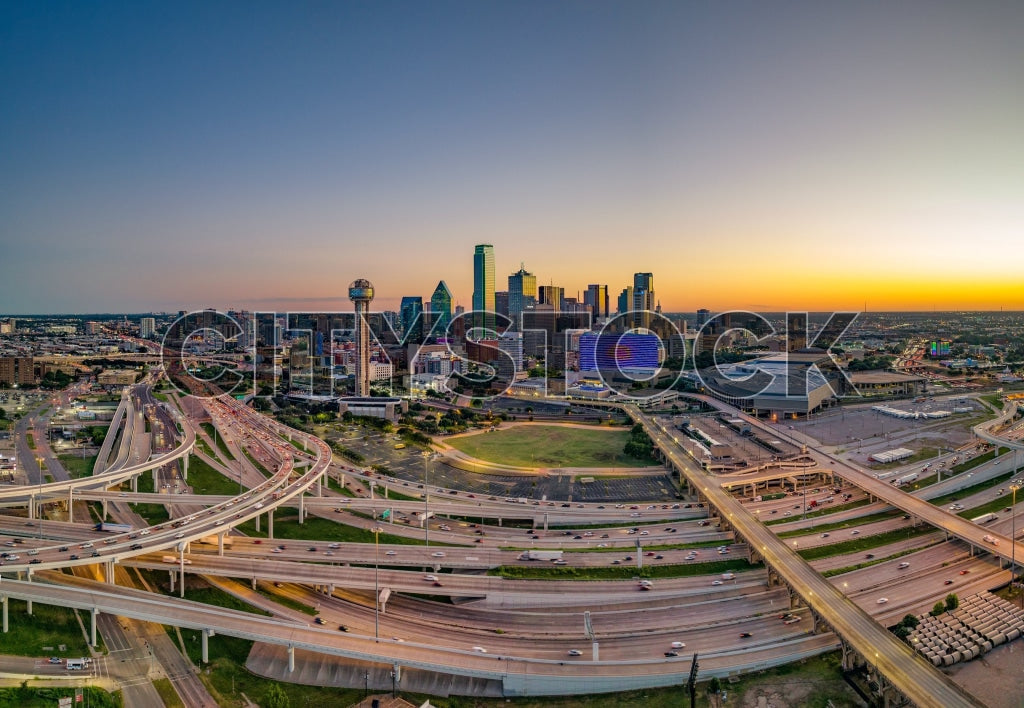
[2,1,1022,313]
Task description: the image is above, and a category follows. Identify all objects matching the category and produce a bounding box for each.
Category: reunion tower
[348,279,374,397]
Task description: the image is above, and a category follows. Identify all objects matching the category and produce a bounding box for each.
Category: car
[29,558,40,564]
[876,598,888,604]
[850,530,860,535]
[433,581,444,587]
[645,552,656,557]
[271,548,282,553]
[898,562,910,569]
[611,559,621,565]
[338,625,349,632]
[472,646,487,653]
[944,579,954,585]
[655,555,664,560]
[69,554,79,560]
[600,534,609,539]
[959,569,970,575]
[80,542,93,549]
[307,546,317,552]
[175,532,185,539]
[865,553,875,559]
[91,551,100,557]
[664,651,679,657]
[711,580,724,586]
[48,657,62,664]
[274,582,283,587]
[567,649,582,657]
[820,533,830,538]
[597,543,608,548]
[431,551,446,558]
[58,546,68,552]
[670,641,685,648]
[639,530,649,536]
[739,632,752,638]
[783,511,792,517]
[424,575,438,582]
[314,617,326,625]
[624,556,633,561]
[130,543,143,550]
[385,550,397,556]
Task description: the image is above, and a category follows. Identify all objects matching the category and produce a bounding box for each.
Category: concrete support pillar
[268,509,274,539]
[328,583,335,595]
[26,599,32,616]
[131,475,137,493]
[287,645,295,673]
[1,596,6,633]
[182,453,189,481]
[201,628,213,663]
[90,608,98,646]
[169,570,175,592]
[317,475,322,497]
[299,494,305,524]
[543,513,548,532]
[68,488,74,522]
[218,533,225,557]
[106,561,115,584]
[28,494,34,520]
[101,499,108,520]
[152,468,158,488]
[251,577,256,590]
[592,641,599,661]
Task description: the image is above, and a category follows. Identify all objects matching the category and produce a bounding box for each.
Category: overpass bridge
[630,407,983,708]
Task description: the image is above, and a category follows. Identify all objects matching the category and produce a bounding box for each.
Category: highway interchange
[0,382,1022,705]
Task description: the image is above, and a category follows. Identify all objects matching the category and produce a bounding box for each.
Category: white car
[424,574,438,582]
[876,598,888,604]
[385,550,397,556]
[639,530,649,536]
[711,580,724,586]
[472,646,487,653]
[431,551,446,558]
[567,649,583,656]
[670,641,686,649]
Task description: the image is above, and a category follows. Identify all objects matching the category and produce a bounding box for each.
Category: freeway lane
[632,409,983,708]
[0,575,840,695]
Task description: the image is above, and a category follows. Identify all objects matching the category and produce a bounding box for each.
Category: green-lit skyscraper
[472,244,495,331]
[430,280,453,335]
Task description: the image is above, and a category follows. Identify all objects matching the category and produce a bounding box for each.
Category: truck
[198,536,233,547]
[972,513,999,525]
[894,473,919,487]
[94,522,132,533]
[65,658,89,670]
[519,550,564,561]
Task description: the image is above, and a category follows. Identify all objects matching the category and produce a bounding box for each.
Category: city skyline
[2,2,1024,314]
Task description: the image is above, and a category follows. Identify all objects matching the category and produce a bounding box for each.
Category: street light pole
[423,452,430,548]
[1011,483,1020,608]
[372,525,383,639]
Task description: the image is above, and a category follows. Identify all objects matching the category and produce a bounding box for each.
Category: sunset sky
[2,2,1022,314]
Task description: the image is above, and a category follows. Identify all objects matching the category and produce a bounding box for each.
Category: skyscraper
[348,279,375,397]
[139,317,156,339]
[507,263,537,329]
[472,244,495,330]
[617,286,634,316]
[400,296,423,341]
[584,284,609,319]
[429,281,453,335]
[632,272,655,329]
[538,285,563,312]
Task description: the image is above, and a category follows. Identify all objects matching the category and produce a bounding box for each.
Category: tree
[945,593,959,612]
[263,683,290,708]
[901,614,920,629]
[707,676,721,695]
[894,625,911,640]
[930,601,946,617]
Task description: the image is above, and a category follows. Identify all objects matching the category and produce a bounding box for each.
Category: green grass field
[446,425,655,468]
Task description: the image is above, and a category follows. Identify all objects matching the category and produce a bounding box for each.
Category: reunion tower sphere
[348,279,375,304]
